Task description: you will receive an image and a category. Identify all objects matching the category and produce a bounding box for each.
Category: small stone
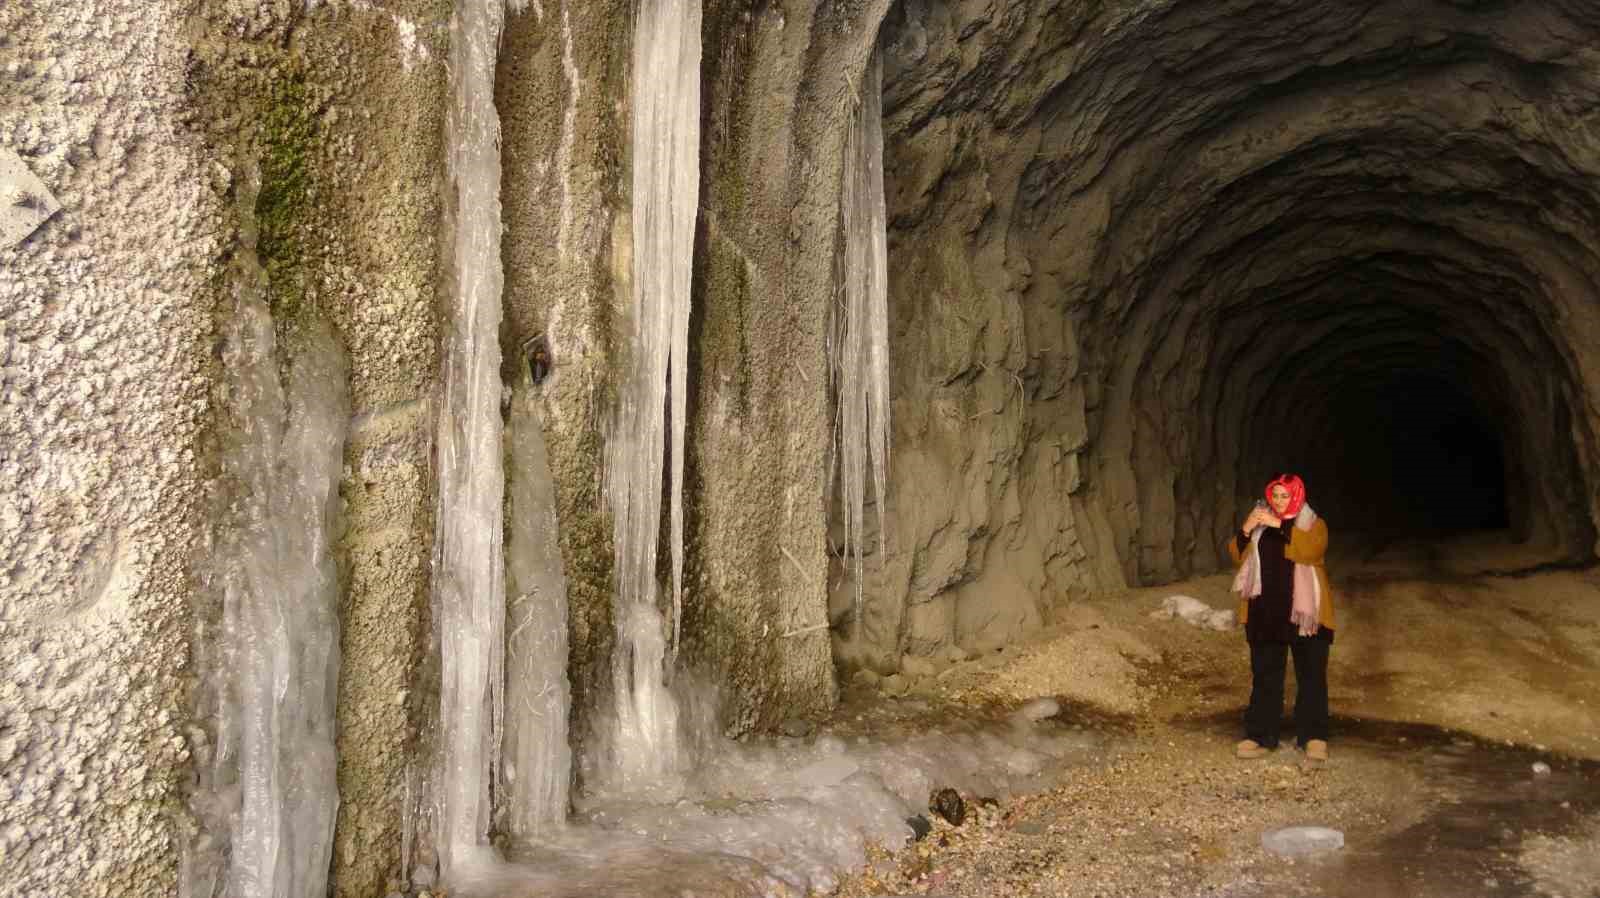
[1532,761,1551,775]
[901,653,939,678]
[930,787,966,826]
[1014,697,1060,723]
[905,814,932,841]
[850,668,882,689]
[882,673,910,696]
[779,717,813,738]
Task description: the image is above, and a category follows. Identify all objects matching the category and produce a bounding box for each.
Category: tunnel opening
[861,0,1600,665]
[1245,369,1512,542]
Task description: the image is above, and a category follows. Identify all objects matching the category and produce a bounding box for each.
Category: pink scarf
[1233,504,1322,637]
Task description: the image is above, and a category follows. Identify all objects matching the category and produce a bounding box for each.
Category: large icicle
[834,49,891,629]
[601,0,701,790]
[185,297,347,898]
[430,0,510,881]
[502,389,573,838]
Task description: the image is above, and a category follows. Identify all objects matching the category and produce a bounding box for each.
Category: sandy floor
[830,547,1600,898]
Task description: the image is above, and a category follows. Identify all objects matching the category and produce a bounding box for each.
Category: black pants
[1245,635,1330,749]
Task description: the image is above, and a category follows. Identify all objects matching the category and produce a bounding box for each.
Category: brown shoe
[1304,739,1329,762]
[1236,739,1269,759]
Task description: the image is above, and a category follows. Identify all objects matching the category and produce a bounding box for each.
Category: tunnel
[831,0,1600,668]
[14,1,1600,893]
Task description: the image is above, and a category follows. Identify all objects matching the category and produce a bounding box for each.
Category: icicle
[430,0,511,881]
[601,0,701,789]
[834,49,892,630]
[503,389,573,838]
[183,295,347,898]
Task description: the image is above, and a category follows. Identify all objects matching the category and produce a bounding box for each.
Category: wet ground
[1182,715,1600,898]
[832,551,1600,898]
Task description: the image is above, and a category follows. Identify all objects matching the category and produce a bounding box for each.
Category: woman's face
[1269,485,1293,516]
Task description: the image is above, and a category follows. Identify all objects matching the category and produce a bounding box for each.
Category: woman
[1228,474,1336,762]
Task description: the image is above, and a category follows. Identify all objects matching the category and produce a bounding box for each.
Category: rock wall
[4,0,451,894]
[178,4,450,895]
[680,0,897,733]
[1,2,216,893]
[496,0,632,785]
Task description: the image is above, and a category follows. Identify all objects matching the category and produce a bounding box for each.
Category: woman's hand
[1241,509,1283,534]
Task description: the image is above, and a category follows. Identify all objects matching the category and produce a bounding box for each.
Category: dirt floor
[829,538,1600,898]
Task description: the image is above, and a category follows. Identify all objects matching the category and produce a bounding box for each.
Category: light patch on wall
[0,147,62,249]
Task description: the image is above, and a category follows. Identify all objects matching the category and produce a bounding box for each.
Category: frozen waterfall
[183,295,347,898]
[429,0,511,881]
[600,0,701,790]
[832,48,891,629]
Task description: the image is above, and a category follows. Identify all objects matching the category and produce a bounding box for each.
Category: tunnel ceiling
[875,0,1600,592]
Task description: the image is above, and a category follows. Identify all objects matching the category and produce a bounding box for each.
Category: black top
[1237,523,1333,645]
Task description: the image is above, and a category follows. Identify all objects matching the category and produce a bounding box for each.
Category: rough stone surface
[1,1,218,895]
[681,0,896,734]
[2,0,451,893]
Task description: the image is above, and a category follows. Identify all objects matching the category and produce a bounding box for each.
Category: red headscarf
[1265,474,1306,519]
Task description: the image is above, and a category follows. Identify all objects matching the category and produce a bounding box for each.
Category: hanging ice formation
[601,0,702,789]
[833,49,892,630]
[429,0,511,881]
[183,296,348,898]
[502,388,573,838]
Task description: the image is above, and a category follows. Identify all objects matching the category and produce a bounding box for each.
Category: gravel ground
[828,560,1600,898]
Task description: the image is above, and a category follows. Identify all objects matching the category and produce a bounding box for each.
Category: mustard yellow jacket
[1227,519,1336,632]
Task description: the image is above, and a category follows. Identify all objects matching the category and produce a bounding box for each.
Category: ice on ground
[1261,825,1345,857]
[1155,594,1236,631]
[484,706,1108,898]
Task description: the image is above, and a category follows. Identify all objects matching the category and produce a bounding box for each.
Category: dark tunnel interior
[875,0,1600,592]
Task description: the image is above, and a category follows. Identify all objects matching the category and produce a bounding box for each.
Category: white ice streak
[832,49,891,629]
[503,394,573,838]
[187,297,347,898]
[430,0,512,881]
[601,0,701,790]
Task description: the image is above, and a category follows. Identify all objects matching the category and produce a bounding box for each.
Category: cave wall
[847,0,1600,677]
[496,0,632,788]
[1,0,216,892]
[683,0,896,732]
[3,0,451,894]
[6,0,906,889]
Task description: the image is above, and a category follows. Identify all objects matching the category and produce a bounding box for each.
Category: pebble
[931,787,966,826]
[1532,761,1552,775]
[882,673,910,697]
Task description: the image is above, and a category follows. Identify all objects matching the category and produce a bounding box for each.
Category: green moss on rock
[255,71,317,325]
